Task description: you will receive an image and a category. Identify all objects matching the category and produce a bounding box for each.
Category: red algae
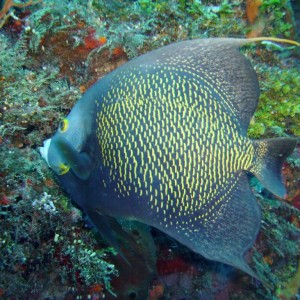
[157,256,197,276]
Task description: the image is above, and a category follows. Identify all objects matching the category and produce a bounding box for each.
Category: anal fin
[193,172,262,279]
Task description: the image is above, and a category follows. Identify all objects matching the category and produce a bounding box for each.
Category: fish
[39,37,299,279]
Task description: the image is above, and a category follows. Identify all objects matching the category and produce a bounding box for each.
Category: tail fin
[251,138,297,198]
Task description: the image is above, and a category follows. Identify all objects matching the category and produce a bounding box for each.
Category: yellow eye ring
[59,119,69,133]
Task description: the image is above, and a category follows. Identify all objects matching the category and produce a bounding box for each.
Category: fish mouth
[39,138,51,167]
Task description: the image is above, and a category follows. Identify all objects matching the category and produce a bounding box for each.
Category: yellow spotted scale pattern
[95,51,255,234]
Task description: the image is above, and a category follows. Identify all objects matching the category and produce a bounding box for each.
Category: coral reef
[0,0,299,299]
[0,145,118,298]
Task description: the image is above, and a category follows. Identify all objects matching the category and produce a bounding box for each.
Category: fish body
[40,38,296,278]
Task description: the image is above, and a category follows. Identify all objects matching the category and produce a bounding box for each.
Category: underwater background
[0,0,299,299]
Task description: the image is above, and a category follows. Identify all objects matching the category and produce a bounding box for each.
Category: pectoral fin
[48,135,93,180]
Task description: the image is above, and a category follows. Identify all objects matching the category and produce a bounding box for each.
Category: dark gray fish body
[40,38,296,279]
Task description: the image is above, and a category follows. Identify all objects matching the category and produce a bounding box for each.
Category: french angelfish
[39,37,299,279]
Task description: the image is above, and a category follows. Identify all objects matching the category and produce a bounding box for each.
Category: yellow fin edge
[247,37,300,47]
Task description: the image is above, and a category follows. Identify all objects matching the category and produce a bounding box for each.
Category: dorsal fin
[127,37,299,132]
[184,38,260,132]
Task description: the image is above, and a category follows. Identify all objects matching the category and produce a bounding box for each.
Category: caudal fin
[251,138,297,198]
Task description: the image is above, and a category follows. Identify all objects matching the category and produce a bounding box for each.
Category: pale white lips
[39,138,51,166]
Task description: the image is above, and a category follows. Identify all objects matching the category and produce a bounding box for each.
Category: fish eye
[59,119,69,133]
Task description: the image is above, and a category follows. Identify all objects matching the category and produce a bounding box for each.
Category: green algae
[248,64,300,138]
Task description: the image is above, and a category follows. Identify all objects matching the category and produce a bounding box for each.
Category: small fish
[39,37,298,279]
